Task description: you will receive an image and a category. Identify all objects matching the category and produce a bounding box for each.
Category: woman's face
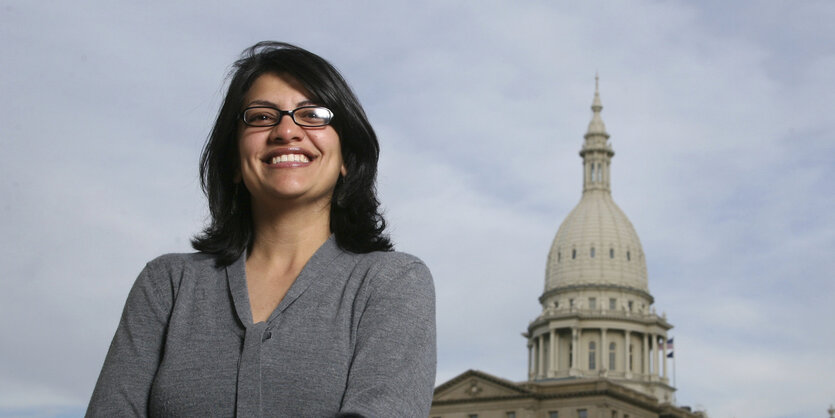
[237,73,345,209]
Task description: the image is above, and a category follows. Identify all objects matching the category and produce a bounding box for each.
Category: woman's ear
[340,164,347,176]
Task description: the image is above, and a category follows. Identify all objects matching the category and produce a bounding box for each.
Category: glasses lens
[293,106,333,127]
[243,107,279,126]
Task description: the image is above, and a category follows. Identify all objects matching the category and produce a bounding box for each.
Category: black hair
[191,41,392,265]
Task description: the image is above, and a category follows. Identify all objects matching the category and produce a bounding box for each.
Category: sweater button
[262,331,272,342]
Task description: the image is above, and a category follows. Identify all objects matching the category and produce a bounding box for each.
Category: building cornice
[540,283,655,304]
[527,310,672,334]
[433,377,699,417]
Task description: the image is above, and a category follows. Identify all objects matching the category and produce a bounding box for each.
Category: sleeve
[339,259,437,418]
[86,262,172,417]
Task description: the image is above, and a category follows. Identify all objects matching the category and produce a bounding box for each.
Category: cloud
[1,1,833,417]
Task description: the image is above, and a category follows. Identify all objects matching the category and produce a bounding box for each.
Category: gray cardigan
[86,237,436,417]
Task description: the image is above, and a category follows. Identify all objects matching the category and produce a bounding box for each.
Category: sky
[1,1,833,417]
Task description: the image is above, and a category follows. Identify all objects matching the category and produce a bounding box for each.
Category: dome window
[609,248,614,258]
[609,342,616,370]
[557,251,561,262]
[626,251,631,261]
[572,249,577,259]
[609,298,616,310]
[589,297,596,310]
[590,247,595,258]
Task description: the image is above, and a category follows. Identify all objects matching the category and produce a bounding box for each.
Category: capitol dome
[524,78,675,404]
[545,191,647,292]
[544,77,648,295]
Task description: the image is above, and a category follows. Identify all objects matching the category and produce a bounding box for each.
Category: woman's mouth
[269,154,310,164]
[262,148,315,166]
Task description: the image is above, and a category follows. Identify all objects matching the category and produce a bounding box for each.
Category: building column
[528,342,534,380]
[570,327,577,370]
[549,328,558,377]
[642,333,649,376]
[649,334,658,376]
[605,161,611,187]
[537,334,544,379]
[601,328,608,372]
[624,330,631,376]
[662,335,668,379]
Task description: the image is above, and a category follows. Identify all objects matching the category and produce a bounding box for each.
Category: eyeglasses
[241,105,334,127]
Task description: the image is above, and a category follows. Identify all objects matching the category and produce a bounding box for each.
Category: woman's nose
[269,114,304,142]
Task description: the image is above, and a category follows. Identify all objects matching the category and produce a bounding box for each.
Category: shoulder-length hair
[192,41,392,265]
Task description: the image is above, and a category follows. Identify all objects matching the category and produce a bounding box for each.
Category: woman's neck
[247,199,332,273]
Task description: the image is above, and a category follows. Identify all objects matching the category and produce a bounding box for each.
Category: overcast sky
[1,1,833,417]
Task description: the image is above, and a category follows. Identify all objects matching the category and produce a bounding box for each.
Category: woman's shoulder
[136,252,224,289]
[356,249,425,267]
[350,249,430,275]
[347,250,433,293]
[144,251,219,274]
[129,252,226,302]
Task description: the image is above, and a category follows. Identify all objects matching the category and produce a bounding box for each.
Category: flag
[667,351,674,358]
[666,337,674,358]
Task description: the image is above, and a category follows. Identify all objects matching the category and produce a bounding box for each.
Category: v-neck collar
[226,235,343,327]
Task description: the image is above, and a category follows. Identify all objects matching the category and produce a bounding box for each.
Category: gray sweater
[86,237,436,417]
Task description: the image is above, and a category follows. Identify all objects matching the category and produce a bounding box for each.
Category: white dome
[543,77,648,295]
[545,190,647,293]
[525,80,672,401]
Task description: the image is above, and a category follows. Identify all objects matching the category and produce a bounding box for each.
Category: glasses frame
[240,105,334,128]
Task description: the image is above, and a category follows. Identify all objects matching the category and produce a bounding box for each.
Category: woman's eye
[297,110,319,120]
[246,110,278,124]
[296,107,331,124]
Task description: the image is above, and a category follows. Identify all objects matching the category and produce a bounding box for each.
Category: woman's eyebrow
[245,99,319,108]
[246,99,277,107]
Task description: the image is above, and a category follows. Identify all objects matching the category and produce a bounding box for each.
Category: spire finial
[581,74,613,193]
[589,74,604,123]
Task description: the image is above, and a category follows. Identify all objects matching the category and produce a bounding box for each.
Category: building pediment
[433,370,531,403]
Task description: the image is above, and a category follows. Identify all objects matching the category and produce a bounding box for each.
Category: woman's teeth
[270,154,310,164]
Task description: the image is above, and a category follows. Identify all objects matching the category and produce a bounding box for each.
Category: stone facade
[431,370,702,418]
[430,79,705,418]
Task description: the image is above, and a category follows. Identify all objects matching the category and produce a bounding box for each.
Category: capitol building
[430,79,705,418]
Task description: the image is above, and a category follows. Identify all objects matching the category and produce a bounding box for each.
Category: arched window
[597,163,602,183]
[609,248,614,258]
[626,251,631,261]
[572,249,577,259]
[589,341,596,370]
[629,344,634,371]
[590,247,595,258]
[590,163,596,182]
[557,251,561,262]
[609,342,616,370]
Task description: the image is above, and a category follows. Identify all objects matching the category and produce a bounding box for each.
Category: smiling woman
[236,73,346,221]
[85,42,436,417]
